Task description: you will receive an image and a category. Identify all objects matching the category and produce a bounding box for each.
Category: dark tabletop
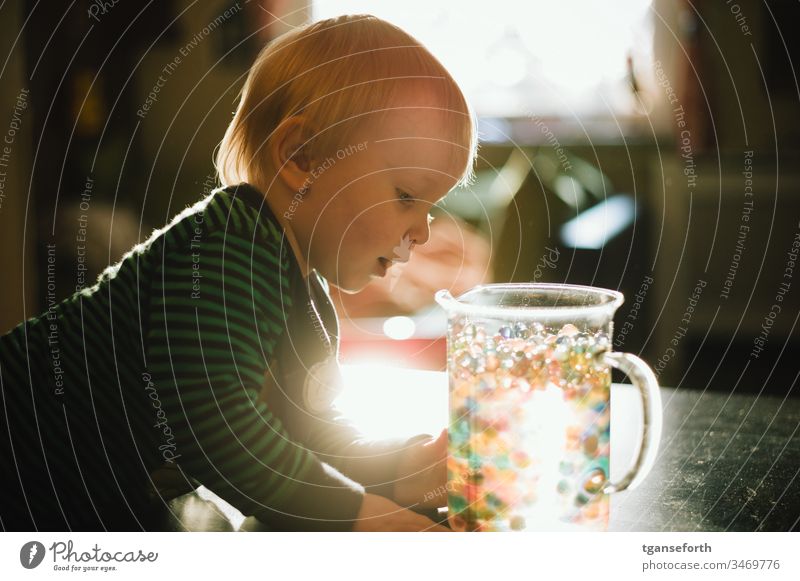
[159,385,800,532]
[609,386,800,532]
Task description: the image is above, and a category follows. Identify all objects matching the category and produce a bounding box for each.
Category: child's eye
[396,189,414,204]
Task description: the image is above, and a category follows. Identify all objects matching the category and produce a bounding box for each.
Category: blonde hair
[215,14,478,192]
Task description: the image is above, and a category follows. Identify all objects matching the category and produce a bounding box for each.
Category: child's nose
[409,215,431,247]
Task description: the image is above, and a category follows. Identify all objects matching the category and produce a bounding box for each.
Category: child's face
[293,108,465,293]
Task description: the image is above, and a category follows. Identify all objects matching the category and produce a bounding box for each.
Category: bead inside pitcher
[436,284,624,531]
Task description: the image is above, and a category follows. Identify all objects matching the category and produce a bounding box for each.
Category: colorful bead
[509,515,526,530]
[512,321,530,339]
[448,319,612,531]
[560,323,579,336]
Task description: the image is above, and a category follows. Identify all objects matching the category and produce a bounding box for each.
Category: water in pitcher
[446,319,612,532]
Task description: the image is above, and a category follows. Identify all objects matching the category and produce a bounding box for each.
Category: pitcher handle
[602,352,663,493]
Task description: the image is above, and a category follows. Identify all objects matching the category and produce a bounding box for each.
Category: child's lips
[376,256,392,276]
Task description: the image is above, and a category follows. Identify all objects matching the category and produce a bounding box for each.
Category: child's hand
[393,428,448,508]
[353,493,449,531]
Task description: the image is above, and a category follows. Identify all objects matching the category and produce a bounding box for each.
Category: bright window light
[336,364,447,440]
[560,194,636,249]
[313,1,654,118]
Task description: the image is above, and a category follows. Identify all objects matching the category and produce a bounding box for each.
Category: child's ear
[270,116,314,192]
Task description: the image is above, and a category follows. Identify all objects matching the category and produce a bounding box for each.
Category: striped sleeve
[299,274,428,498]
[146,228,365,530]
[303,404,432,500]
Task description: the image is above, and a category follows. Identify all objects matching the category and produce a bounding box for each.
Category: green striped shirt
[0,183,406,531]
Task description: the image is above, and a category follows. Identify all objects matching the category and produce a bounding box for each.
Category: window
[314,0,654,119]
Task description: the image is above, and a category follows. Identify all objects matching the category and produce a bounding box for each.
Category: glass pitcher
[435,283,662,531]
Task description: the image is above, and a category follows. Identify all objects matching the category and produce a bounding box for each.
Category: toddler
[0,14,477,531]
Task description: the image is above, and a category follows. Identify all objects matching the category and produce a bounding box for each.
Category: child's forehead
[354,108,466,164]
[325,105,469,184]
[362,106,461,139]
[373,135,465,197]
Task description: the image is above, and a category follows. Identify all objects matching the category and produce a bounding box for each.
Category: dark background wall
[1,0,797,398]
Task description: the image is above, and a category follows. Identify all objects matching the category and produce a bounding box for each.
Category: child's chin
[328,270,369,294]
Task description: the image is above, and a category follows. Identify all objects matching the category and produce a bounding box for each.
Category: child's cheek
[367,216,397,247]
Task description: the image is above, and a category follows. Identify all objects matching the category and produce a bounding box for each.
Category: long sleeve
[303,398,432,499]
[281,271,431,498]
[146,226,365,531]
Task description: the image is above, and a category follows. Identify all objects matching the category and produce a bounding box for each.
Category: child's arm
[147,229,368,530]
[353,493,448,531]
[299,404,444,503]
[274,273,447,505]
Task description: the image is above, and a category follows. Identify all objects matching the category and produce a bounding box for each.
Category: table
[609,384,799,531]
[161,367,800,532]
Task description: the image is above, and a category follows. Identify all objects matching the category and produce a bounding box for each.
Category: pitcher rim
[435,283,624,319]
